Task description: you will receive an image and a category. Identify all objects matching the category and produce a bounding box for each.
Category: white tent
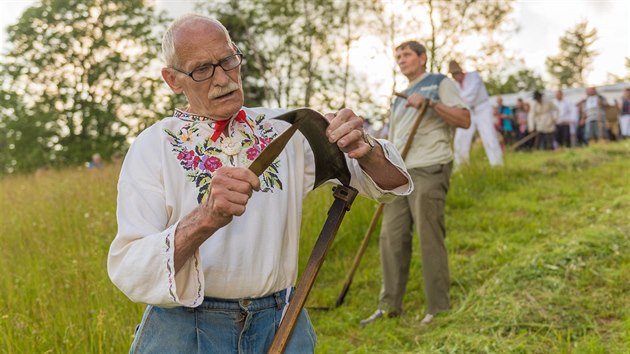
[489,82,630,107]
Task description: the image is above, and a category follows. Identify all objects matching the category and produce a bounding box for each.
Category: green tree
[485,68,546,96]
[0,86,40,174]
[426,0,516,73]
[546,20,598,88]
[200,0,344,109]
[194,1,514,126]
[0,0,171,174]
[363,0,515,73]
[356,0,516,124]
[199,0,384,116]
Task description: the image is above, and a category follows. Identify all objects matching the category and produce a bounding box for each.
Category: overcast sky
[507,0,629,85]
[2,0,629,87]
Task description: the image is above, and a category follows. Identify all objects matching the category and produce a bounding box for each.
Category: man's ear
[161,67,184,94]
[419,52,428,67]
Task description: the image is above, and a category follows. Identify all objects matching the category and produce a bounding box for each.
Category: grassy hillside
[1,141,629,353]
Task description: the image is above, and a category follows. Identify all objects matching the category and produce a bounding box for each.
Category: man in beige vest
[361,41,470,326]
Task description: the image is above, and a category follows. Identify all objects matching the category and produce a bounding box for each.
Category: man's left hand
[324,108,374,159]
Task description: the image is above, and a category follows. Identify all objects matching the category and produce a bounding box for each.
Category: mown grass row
[303,142,630,353]
[1,141,629,353]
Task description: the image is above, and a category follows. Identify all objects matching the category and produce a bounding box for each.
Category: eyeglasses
[170,52,244,82]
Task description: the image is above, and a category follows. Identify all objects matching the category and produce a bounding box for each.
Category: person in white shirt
[553,90,576,148]
[107,14,412,353]
[448,60,503,167]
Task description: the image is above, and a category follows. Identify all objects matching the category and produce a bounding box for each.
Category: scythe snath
[247,108,359,354]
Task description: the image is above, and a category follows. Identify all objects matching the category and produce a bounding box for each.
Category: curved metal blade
[248,122,300,177]
[248,108,351,189]
[272,108,351,188]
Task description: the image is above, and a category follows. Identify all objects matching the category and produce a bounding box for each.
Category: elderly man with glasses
[107,14,412,353]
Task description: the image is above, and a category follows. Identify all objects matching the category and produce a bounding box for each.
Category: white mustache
[208,81,240,99]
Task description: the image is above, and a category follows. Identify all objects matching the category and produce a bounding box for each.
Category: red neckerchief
[210,110,250,142]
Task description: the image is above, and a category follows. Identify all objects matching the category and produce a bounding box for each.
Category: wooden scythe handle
[268,185,358,354]
[335,92,429,307]
[510,131,539,151]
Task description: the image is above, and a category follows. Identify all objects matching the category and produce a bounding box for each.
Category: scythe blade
[248,108,351,188]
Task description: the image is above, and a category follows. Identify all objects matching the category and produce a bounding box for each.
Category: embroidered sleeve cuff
[166,221,205,308]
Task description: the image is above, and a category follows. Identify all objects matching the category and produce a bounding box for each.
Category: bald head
[162,14,232,67]
[160,14,244,120]
[586,87,597,96]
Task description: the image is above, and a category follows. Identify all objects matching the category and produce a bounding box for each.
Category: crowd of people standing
[494,87,630,151]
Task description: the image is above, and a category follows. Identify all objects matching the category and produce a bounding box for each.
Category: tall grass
[1,141,629,353]
[0,166,142,353]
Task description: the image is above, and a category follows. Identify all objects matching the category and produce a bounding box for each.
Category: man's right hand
[174,166,260,273]
[202,166,261,230]
[405,93,428,109]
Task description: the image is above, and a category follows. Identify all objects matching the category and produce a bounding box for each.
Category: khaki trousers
[378,162,452,315]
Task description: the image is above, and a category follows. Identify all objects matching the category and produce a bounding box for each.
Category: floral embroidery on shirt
[165,112,283,203]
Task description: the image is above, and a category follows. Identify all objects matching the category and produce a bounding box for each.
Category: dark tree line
[1,0,173,173]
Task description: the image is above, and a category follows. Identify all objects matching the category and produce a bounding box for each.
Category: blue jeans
[130,288,316,353]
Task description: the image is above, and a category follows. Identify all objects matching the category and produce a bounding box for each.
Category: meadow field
[1,141,629,353]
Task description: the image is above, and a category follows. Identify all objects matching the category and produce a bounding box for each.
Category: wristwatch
[362,130,376,152]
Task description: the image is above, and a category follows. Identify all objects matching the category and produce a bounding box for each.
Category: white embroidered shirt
[107,107,412,308]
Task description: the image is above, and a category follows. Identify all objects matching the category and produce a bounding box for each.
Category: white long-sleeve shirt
[108,107,412,308]
[554,98,576,125]
[455,71,489,109]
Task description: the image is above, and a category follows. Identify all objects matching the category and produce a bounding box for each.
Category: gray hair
[395,40,426,56]
[161,14,232,67]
